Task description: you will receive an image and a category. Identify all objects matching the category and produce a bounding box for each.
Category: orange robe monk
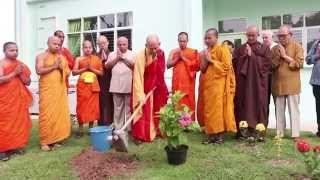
[76,55,102,124]
[202,45,237,135]
[0,61,32,153]
[171,48,200,120]
[39,53,71,146]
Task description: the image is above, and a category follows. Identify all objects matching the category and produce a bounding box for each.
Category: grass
[0,121,317,180]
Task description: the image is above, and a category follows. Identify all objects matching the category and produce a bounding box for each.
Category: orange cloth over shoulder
[39,53,71,145]
[76,55,102,124]
[202,45,236,134]
[0,60,32,152]
[172,48,200,120]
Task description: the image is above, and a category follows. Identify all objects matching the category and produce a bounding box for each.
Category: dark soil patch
[70,147,139,180]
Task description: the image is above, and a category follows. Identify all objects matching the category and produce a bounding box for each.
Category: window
[291,29,303,45]
[307,28,320,52]
[67,11,133,56]
[262,16,281,30]
[306,11,320,27]
[283,14,303,28]
[218,18,247,33]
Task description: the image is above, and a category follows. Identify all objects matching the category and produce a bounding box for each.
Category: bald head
[97,35,109,51]
[117,36,128,53]
[47,36,61,53]
[82,40,93,56]
[246,25,259,44]
[204,28,218,47]
[262,30,274,47]
[145,34,160,57]
[146,34,160,47]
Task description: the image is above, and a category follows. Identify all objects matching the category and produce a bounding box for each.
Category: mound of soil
[71,147,139,180]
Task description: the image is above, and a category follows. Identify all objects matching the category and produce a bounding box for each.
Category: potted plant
[158,91,198,165]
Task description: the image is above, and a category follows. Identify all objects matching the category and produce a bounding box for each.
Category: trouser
[113,93,131,147]
[275,94,300,138]
[313,85,320,132]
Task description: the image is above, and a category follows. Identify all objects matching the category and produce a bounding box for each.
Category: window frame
[66,11,133,56]
[218,17,248,34]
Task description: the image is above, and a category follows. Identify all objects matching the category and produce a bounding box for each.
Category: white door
[37,17,56,52]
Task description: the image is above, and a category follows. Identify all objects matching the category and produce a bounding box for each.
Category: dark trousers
[313,85,320,132]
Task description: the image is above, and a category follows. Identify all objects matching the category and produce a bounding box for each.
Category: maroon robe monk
[233,26,271,136]
[97,36,114,126]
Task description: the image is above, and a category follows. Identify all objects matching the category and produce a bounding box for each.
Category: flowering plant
[239,121,248,138]
[296,139,320,179]
[159,91,199,149]
[255,123,266,142]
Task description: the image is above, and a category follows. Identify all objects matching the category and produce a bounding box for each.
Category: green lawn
[0,121,317,180]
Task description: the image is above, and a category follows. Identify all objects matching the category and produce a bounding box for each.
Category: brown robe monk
[97,50,113,126]
[233,42,271,130]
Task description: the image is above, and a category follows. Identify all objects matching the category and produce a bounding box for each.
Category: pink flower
[179,113,192,128]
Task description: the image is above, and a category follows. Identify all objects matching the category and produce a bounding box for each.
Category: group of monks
[0,24,305,161]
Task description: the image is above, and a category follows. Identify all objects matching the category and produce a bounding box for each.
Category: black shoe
[0,153,9,161]
[235,132,247,140]
[316,132,320,137]
[9,149,25,156]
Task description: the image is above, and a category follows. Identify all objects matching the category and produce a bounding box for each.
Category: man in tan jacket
[271,25,304,140]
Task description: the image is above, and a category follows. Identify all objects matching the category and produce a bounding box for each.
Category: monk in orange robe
[0,42,32,161]
[200,28,236,144]
[73,40,103,137]
[36,36,71,151]
[167,32,200,120]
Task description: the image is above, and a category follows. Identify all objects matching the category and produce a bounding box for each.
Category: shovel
[108,87,156,152]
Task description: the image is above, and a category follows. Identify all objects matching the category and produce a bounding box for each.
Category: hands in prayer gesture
[246,44,252,57]
[14,64,24,75]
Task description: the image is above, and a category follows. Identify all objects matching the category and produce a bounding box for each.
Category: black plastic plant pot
[165,145,189,165]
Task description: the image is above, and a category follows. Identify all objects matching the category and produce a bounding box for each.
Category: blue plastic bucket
[89,126,112,152]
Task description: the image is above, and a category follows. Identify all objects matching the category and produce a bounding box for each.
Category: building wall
[203,0,320,132]
[18,0,203,81]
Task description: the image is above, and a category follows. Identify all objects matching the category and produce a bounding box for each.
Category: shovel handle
[116,87,156,134]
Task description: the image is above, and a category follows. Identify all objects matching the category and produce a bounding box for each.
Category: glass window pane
[84,17,97,31]
[67,34,81,57]
[262,16,281,30]
[306,11,320,27]
[218,18,247,33]
[117,12,133,27]
[83,33,98,53]
[307,28,320,52]
[100,31,114,51]
[100,14,115,29]
[68,19,81,33]
[291,29,303,45]
[234,39,242,48]
[283,14,303,28]
[117,29,132,50]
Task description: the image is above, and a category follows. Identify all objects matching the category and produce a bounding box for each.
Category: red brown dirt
[70,147,139,180]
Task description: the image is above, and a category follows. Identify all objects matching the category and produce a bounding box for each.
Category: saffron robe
[202,45,237,134]
[76,55,102,124]
[0,60,32,152]
[171,48,200,120]
[39,53,71,145]
[132,48,168,142]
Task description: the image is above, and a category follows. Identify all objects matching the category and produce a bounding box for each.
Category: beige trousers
[275,94,300,138]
